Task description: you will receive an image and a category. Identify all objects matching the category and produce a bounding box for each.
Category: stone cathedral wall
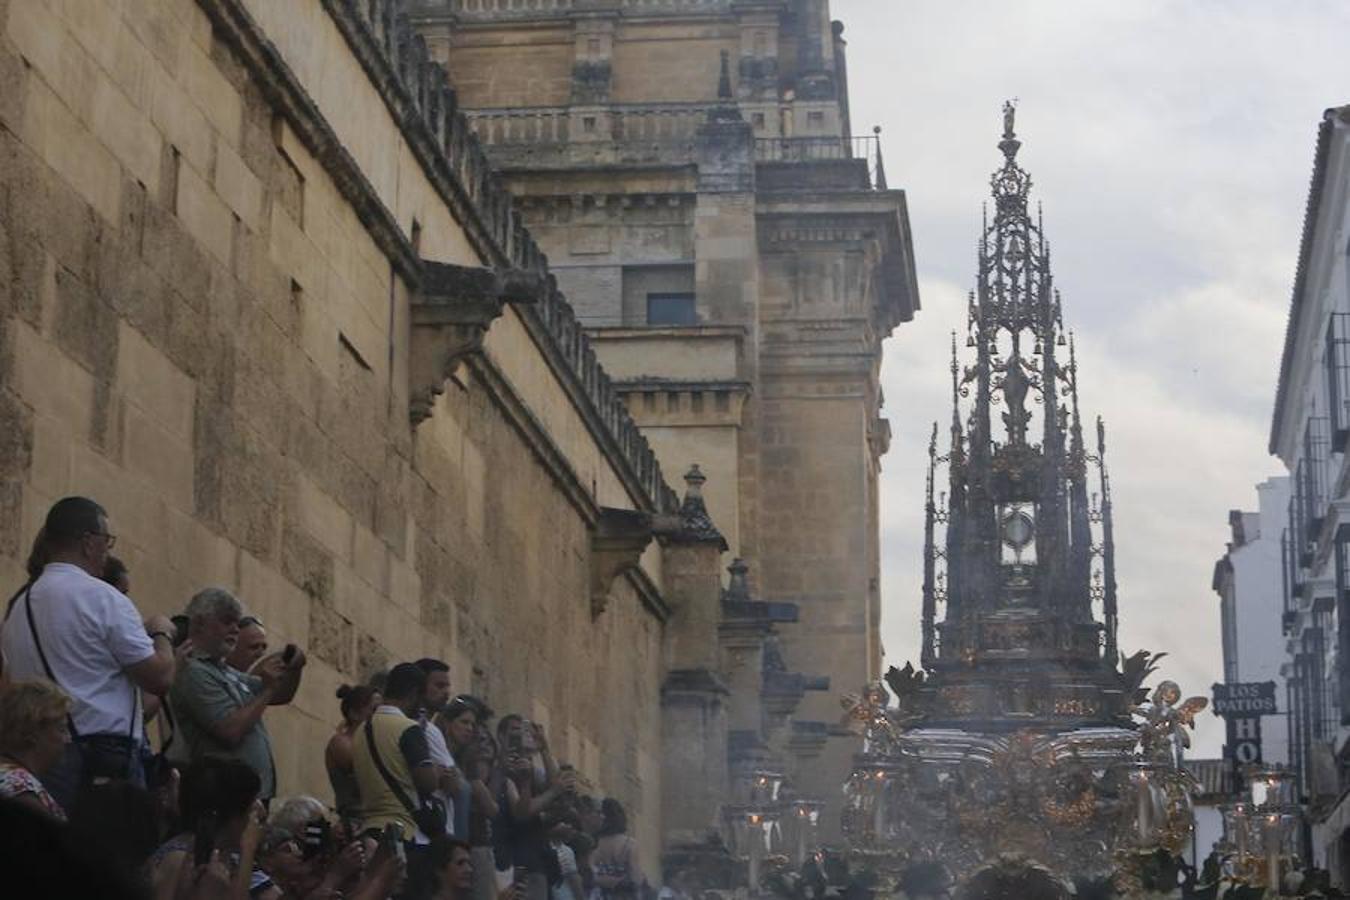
[0,0,668,856]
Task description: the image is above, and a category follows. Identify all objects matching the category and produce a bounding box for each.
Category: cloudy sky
[842,0,1350,755]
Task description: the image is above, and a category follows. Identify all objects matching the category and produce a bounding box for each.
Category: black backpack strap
[159,696,176,753]
[364,716,419,817]
[5,581,32,620]
[23,586,79,738]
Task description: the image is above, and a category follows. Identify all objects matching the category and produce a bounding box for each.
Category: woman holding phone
[146,758,279,900]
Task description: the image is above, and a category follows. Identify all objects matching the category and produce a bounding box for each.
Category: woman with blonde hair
[0,678,72,819]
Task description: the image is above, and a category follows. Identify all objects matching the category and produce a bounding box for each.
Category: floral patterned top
[0,760,65,821]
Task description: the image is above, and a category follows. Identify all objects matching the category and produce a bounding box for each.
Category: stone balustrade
[621,0,729,10]
[615,105,705,140]
[442,0,729,16]
[447,0,573,14]
[466,103,708,145]
[465,108,572,144]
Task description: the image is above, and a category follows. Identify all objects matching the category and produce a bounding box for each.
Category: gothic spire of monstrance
[915,105,1122,727]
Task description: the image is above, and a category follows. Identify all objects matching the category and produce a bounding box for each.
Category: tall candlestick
[748,813,763,894]
[1135,770,1153,844]
[1264,816,1280,890]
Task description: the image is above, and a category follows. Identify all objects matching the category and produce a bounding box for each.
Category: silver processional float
[736,105,1316,900]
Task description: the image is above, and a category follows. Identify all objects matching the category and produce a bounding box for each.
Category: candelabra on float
[1218,766,1301,891]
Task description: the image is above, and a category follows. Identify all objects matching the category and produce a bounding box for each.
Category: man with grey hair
[170,587,306,804]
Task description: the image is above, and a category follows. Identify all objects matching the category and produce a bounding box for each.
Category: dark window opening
[1337,532,1350,723]
[1306,616,1333,740]
[1283,527,1298,634]
[1295,416,1331,562]
[1328,314,1350,451]
[646,292,697,326]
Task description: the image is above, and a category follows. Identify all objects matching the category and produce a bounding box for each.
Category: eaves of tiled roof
[1269,105,1350,456]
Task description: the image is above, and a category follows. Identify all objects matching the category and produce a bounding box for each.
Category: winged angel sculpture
[1134,680,1208,768]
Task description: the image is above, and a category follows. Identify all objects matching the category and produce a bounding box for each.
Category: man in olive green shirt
[170,587,305,803]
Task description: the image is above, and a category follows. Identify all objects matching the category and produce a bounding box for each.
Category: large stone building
[412,0,920,822]
[0,0,916,872]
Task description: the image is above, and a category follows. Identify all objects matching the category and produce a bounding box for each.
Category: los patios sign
[1211,681,1278,716]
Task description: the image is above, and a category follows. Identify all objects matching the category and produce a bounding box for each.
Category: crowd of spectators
[0,497,662,900]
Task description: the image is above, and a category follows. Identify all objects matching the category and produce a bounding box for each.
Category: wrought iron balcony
[753,134,888,189]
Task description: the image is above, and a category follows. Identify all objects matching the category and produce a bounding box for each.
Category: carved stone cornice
[662,667,731,705]
[410,262,546,424]
[762,670,830,720]
[590,506,654,618]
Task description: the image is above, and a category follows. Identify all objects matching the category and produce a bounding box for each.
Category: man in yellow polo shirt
[354,662,442,899]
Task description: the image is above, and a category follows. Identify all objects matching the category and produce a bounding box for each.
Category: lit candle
[794,805,808,867]
[1135,768,1153,844]
[1233,804,1249,869]
[873,769,887,840]
[748,812,763,892]
[1264,814,1281,890]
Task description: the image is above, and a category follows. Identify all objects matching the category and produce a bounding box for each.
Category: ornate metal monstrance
[840,105,1206,898]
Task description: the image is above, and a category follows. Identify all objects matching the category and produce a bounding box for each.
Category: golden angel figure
[1135,680,1208,768]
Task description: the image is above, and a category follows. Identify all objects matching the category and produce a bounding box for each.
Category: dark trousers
[42,736,146,814]
[399,841,436,900]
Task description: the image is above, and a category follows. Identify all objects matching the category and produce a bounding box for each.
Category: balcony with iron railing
[754,133,887,191]
[1284,527,1301,633]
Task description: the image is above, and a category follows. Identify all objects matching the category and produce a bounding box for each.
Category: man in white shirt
[414,657,462,835]
[0,497,176,811]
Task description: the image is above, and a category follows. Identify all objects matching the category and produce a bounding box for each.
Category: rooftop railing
[443,0,730,14]
[446,0,572,14]
[754,134,887,189]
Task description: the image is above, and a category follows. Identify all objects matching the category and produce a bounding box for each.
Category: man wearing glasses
[0,496,178,812]
[227,615,270,674]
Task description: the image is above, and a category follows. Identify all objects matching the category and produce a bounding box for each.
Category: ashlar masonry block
[91,72,163,195]
[13,321,95,439]
[148,59,213,176]
[174,157,234,269]
[180,38,243,144]
[6,0,99,124]
[213,141,264,232]
[122,402,195,513]
[115,322,195,442]
[20,76,121,224]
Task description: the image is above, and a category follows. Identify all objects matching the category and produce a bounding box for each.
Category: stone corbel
[787,720,831,761]
[409,261,545,425]
[590,506,653,619]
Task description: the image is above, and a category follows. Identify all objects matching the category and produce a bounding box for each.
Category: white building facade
[1212,476,1293,766]
[1194,478,1293,864]
[1268,104,1350,880]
